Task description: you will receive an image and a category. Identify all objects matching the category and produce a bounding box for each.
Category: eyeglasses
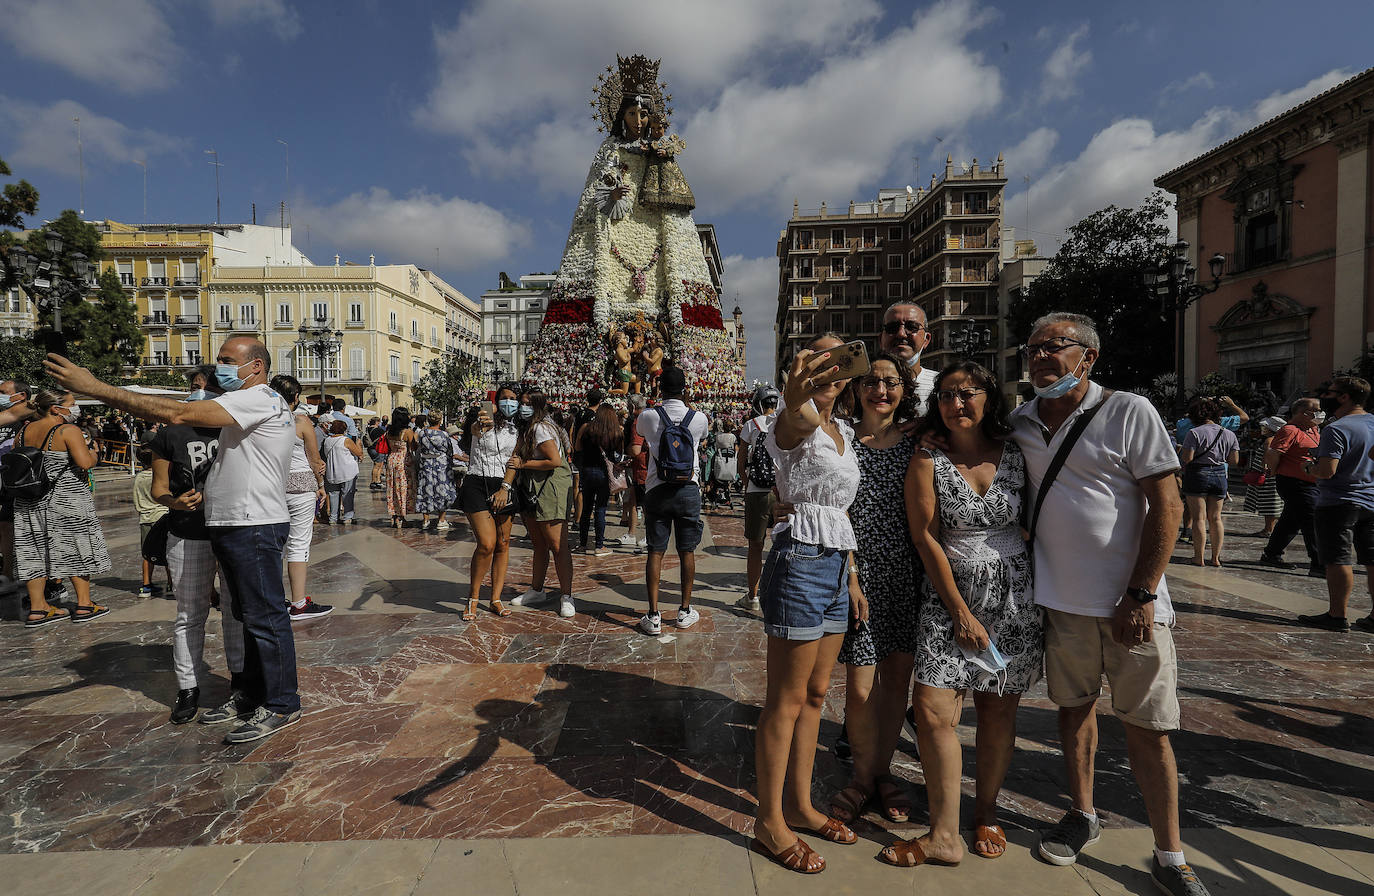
[936,389,987,405]
[882,320,926,335]
[859,376,902,391]
[1020,339,1086,359]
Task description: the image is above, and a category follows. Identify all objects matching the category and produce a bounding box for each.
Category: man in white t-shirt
[736,384,779,611]
[879,302,937,415]
[1007,313,1208,896]
[635,366,709,635]
[46,336,302,746]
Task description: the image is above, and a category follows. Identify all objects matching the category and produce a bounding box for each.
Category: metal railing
[173,314,201,327]
[141,313,170,327]
[388,371,407,385]
[141,276,170,287]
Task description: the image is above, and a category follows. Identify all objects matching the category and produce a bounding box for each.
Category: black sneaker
[1150,857,1212,896]
[224,706,302,744]
[1297,612,1350,632]
[1038,809,1101,866]
[289,597,334,622]
[1258,554,1295,569]
[834,722,852,762]
[1353,615,1374,634]
[169,687,200,725]
[199,692,253,724]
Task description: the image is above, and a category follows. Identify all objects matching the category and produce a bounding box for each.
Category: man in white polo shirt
[878,302,937,414]
[46,336,302,746]
[1008,313,1209,896]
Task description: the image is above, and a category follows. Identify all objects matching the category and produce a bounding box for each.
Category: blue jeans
[326,478,357,522]
[208,522,299,714]
[578,464,610,549]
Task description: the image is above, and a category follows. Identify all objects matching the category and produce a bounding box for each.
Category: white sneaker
[735,595,761,612]
[559,594,576,618]
[637,538,648,548]
[674,607,700,629]
[639,612,662,635]
[435,521,450,531]
[593,547,613,558]
[511,589,547,607]
[616,533,638,547]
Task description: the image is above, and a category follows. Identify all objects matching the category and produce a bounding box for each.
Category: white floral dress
[915,442,1042,693]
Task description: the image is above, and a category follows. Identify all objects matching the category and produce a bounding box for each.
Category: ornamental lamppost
[0,228,94,350]
[296,316,343,412]
[949,318,993,360]
[1146,240,1225,411]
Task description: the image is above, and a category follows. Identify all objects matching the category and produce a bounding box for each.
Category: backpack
[653,406,697,484]
[746,418,776,489]
[376,433,390,455]
[0,423,67,501]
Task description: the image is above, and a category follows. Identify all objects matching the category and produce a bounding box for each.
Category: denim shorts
[1314,503,1374,567]
[759,528,849,641]
[1181,464,1228,497]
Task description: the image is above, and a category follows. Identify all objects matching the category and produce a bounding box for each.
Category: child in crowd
[132,444,170,598]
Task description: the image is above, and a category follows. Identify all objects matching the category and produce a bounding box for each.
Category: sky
[2,0,1371,382]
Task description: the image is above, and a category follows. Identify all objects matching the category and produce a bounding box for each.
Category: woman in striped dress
[1242,418,1283,537]
[14,389,112,626]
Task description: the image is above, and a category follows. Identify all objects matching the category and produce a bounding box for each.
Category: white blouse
[467,420,518,478]
[765,405,860,550]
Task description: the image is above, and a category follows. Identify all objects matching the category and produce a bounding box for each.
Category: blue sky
[2,0,1370,380]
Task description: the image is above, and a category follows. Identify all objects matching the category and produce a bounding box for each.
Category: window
[862,227,876,248]
[293,345,339,380]
[493,318,511,338]
[311,301,328,323]
[147,259,166,283]
[218,304,231,323]
[830,258,846,276]
[1245,212,1280,267]
[349,302,363,323]
[349,347,365,376]
[793,229,813,250]
[179,259,199,284]
[411,319,420,339]
[525,315,541,337]
[186,348,202,364]
[181,295,198,316]
[887,282,903,299]
[431,325,439,345]
[796,285,814,305]
[351,388,364,407]
[830,312,845,332]
[151,340,168,364]
[796,257,813,278]
[830,285,846,305]
[888,254,903,270]
[888,226,903,241]
[389,353,400,376]
[861,256,877,276]
[238,304,256,325]
[963,191,988,213]
[495,301,510,310]
[860,311,877,333]
[861,283,877,304]
[412,358,421,383]
[527,299,542,310]
[830,228,845,249]
[117,260,134,286]
[278,303,292,324]
[389,310,398,332]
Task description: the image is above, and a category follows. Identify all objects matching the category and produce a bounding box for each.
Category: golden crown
[591,53,675,134]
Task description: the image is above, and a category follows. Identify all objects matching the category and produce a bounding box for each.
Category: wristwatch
[500,482,512,491]
[1125,586,1157,604]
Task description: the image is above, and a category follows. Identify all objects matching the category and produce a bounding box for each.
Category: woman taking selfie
[751,333,867,875]
[459,386,521,620]
[882,361,1040,867]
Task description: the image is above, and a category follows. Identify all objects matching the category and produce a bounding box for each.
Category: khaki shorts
[1043,607,1180,731]
[744,491,777,544]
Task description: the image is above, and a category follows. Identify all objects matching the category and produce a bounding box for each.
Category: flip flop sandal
[972,824,1007,859]
[791,816,856,845]
[750,837,825,874]
[828,781,872,824]
[875,773,913,824]
[70,604,109,624]
[25,607,67,628]
[491,599,512,618]
[878,838,962,868]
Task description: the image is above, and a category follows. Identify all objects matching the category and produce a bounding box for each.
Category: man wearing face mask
[1003,314,1208,896]
[878,303,937,414]
[1259,399,1324,576]
[1300,377,1374,634]
[45,337,302,745]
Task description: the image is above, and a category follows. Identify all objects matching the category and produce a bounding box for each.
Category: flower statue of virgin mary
[522,54,743,402]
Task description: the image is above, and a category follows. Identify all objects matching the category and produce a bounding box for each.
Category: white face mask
[60,404,81,420]
[958,639,1008,694]
[1312,411,1327,425]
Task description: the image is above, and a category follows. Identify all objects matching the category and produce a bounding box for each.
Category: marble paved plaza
[1,477,1372,894]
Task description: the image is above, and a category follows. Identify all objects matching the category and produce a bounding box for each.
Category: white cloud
[296,188,532,274]
[0,97,185,179]
[206,0,302,41]
[1042,24,1091,101]
[1009,67,1358,255]
[682,1,1002,214]
[1004,127,1058,177]
[1163,71,1216,98]
[0,0,177,93]
[722,253,783,383]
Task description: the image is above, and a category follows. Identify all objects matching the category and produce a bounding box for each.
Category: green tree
[413,353,483,419]
[65,267,142,379]
[1006,191,1175,388]
[0,156,41,286]
[0,334,48,386]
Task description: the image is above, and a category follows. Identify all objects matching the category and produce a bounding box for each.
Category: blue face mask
[185,389,210,402]
[0,394,12,410]
[1032,356,1088,400]
[497,398,518,418]
[518,404,534,420]
[215,361,252,392]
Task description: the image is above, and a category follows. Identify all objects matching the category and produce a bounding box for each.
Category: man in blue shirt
[1303,376,1374,633]
[328,398,359,439]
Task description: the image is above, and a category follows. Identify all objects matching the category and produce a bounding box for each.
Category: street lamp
[0,228,94,349]
[1147,240,1226,410]
[296,316,343,414]
[948,318,993,359]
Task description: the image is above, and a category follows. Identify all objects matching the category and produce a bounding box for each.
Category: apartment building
[776,155,1007,378]
[480,272,555,383]
[207,257,477,414]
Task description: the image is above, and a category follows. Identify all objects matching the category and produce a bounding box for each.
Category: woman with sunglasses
[828,352,922,828]
[882,361,1040,867]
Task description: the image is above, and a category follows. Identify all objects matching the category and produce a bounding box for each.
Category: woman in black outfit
[575,402,624,556]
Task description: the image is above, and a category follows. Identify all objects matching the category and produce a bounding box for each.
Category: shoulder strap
[42,424,68,451]
[1027,390,1115,545]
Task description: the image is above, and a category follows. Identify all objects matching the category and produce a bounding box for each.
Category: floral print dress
[386,434,411,518]
[415,428,456,514]
[914,441,1042,693]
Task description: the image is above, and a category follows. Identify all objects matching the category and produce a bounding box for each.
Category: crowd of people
[4,297,1374,894]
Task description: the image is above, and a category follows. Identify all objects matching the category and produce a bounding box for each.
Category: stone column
[1333,126,1370,368]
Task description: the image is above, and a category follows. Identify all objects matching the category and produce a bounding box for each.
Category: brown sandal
[875,774,912,824]
[462,598,477,622]
[790,816,856,844]
[491,598,512,618]
[828,781,872,824]
[972,824,1007,859]
[750,837,825,874]
[879,838,960,868]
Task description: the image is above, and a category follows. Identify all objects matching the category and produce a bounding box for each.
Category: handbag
[607,457,629,493]
[1243,469,1267,486]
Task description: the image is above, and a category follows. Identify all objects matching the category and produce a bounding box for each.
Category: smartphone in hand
[811,340,871,387]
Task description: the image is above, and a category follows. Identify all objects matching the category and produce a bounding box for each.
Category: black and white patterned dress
[839,434,921,666]
[13,444,112,582]
[914,441,1041,693]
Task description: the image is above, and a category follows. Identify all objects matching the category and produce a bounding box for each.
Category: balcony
[118,273,135,286]
[791,269,818,282]
[946,235,992,250]
[345,318,366,328]
[856,267,883,280]
[489,333,514,343]
[948,199,1001,217]
[173,314,202,328]
[342,368,371,382]
[140,276,170,288]
[230,318,258,332]
[945,267,994,284]
[274,318,295,329]
[213,317,231,330]
[290,368,372,384]
[388,322,401,335]
[141,313,170,328]
[139,356,174,368]
[173,277,200,287]
[388,371,407,385]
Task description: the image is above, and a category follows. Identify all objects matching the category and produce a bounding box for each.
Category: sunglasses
[882,320,926,335]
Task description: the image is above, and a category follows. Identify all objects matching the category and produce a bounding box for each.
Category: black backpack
[0,423,66,501]
[653,406,697,484]
[746,419,776,489]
